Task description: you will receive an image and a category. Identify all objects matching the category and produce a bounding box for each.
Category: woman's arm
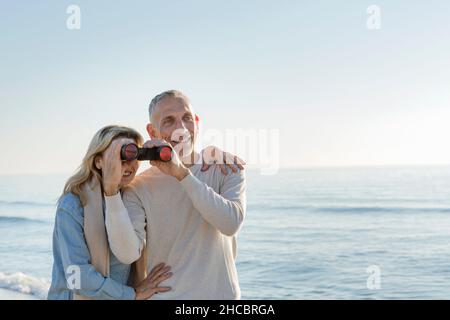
[104,192,144,264]
[99,138,146,265]
[54,205,135,300]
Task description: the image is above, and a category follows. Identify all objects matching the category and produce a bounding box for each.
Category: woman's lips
[123,170,133,177]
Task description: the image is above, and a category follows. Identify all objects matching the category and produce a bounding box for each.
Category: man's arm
[179,168,246,236]
[141,139,246,236]
[104,188,146,265]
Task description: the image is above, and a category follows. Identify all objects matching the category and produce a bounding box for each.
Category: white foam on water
[0,272,50,299]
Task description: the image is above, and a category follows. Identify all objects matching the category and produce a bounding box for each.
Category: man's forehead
[155,96,193,118]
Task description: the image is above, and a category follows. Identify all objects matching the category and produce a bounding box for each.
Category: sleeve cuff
[104,192,126,213]
[122,286,136,300]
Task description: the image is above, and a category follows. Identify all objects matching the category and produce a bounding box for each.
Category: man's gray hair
[148,90,190,123]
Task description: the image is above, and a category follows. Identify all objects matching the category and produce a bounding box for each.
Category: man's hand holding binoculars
[143,139,190,181]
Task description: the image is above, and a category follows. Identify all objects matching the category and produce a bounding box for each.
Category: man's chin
[173,142,194,155]
[174,144,197,164]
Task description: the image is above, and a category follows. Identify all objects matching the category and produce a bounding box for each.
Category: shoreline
[0,288,40,300]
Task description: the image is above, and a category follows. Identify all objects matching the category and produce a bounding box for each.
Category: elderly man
[104,90,246,299]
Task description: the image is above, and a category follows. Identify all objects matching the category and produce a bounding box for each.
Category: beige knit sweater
[104,164,246,299]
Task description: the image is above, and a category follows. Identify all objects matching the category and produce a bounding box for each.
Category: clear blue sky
[1,1,450,174]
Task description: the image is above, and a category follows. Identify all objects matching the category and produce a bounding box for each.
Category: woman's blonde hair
[60,125,143,205]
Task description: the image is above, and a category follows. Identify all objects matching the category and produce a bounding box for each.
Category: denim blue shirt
[47,192,135,300]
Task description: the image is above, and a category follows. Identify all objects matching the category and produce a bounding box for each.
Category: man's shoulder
[194,164,246,186]
[126,167,167,191]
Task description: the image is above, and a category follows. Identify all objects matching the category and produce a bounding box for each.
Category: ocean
[1,166,450,299]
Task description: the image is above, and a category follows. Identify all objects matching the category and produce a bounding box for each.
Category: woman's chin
[120,176,135,187]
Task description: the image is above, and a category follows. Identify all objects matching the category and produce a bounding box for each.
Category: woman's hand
[101,139,127,196]
[134,263,173,300]
[201,146,246,175]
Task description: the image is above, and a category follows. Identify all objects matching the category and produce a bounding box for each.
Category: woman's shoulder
[57,192,84,221]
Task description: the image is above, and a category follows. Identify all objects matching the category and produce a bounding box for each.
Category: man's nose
[171,126,190,142]
[174,118,187,130]
[173,120,188,136]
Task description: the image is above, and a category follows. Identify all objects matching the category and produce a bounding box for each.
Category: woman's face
[117,138,140,188]
[95,136,140,190]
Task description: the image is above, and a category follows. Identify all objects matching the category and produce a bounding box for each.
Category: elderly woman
[47,125,172,300]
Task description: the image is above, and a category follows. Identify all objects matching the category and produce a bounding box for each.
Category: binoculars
[120,143,173,162]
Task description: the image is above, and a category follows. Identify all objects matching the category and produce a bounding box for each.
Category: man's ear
[195,114,200,123]
[146,123,157,139]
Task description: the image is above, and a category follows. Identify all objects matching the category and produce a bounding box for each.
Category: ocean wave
[0,272,50,299]
[315,206,450,214]
[0,200,55,207]
[249,204,450,214]
[0,216,46,224]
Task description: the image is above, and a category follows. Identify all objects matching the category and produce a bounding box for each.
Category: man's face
[148,96,198,158]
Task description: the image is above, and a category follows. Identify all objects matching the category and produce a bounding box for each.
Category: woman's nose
[122,160,134,166]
